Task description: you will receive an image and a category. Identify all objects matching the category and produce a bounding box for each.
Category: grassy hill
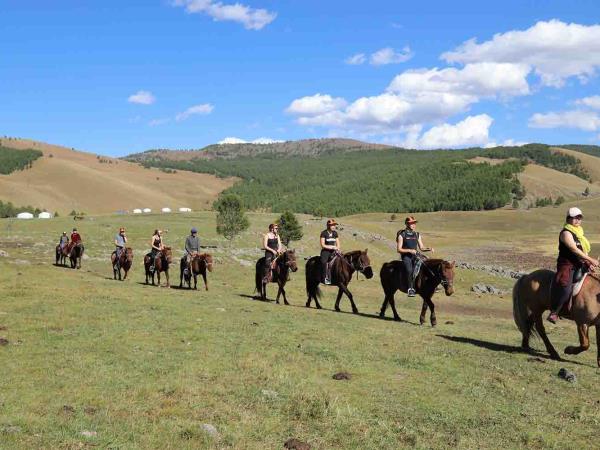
[0,138,236,215]
[552,146,600,185]
[1,199,600,448]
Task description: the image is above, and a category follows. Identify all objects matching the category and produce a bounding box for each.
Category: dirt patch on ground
[451,246,554,271]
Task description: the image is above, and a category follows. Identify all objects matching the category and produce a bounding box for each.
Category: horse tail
[512,274,534,338]
[255,258,264,293]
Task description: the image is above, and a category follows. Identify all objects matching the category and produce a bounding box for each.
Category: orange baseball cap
[326,219,338,226]
[405,216,418,224]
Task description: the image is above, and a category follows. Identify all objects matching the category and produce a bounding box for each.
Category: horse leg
[179,268,183,288]
[275,283,281,304]
[379,294,389,318]
[202,272,208,291]
[423,297,436,327]
[123,269,127,281]
[193,274,198,290]
[565,323,590,356]
[419,301,428,325]
[281,283,290,306]
[334,288,344,312]
[164,271,170,288]
[534,317,560,360]
[389,294,401,322]
[339,284,359,314]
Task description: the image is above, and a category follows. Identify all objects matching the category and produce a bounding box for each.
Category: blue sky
[2,0,600,156]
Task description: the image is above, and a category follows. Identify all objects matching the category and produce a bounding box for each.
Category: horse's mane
[344,250,363,258]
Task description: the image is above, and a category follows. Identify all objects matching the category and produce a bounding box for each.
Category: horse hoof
[394,317,402,322]
[564,346,577,355]
[352,309,359,314]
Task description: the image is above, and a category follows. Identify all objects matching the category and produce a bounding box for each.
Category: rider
[263,223,282,282]
[69,228,82,253]
[183,227,200,275]
[548,207,599,323]
[58,231,69,252]
[149,229,164,273]
[397,216,434,297]
[114,227,127,269]
[320,219,340,285]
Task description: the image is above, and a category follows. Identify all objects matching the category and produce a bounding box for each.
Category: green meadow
[1,208,599,449]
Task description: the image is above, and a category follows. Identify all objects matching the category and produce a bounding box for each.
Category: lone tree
[278,210,303,246]
[214,194,249,240]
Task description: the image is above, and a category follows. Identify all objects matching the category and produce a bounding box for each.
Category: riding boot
[548,284,572,323]
[324,263,331,285]
[407,276,416,297]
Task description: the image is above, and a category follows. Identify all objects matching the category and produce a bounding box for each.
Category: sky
[2,0,600,156]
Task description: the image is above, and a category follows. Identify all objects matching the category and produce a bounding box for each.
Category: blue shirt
[115,234,126,247]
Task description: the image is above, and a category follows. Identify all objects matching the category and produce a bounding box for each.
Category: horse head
[197,253,214,272]
[439,260,455,296]
[125,247,134,262]
[284,249,298,272]
[347,249,373,279]
[162,247,173,264]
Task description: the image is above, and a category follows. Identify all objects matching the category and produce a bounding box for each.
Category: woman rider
[320,219,340,285]
[397,216,434,297]
[262,223,283,282]
[548,207,599,323]
[149,229,164,272]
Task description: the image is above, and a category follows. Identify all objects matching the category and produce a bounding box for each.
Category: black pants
[321,250,333,281]
[264,252,275,278]
[402,254,416,290]
[150,249,158,268]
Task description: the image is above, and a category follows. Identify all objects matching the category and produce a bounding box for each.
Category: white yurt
[178,207,192,213]
[161,207,172,213]
[17,212,34,219]
[133,208,143,214]
[38,212,52,219]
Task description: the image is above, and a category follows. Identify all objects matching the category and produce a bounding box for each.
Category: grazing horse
[55,244,67,266]
[111,247,134,281]
[513,269,600,366]
[69,242,84,269]
[254,249,298,304]
[180,253,214,290]
[144,247,173,287]
[305,249,373,313]
[379,258,455,326]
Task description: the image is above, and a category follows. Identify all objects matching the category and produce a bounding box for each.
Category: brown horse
[144,247,173,287]
[254,249,298,304]
[305,249,373,313]
[379,258,455,326]
[55,244,67,266]
[513,269,600,366]
[69,242,84,269]
[111,247,134,281]
[180,253,214,290]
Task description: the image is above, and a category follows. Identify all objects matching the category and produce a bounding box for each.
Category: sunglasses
[573,215,583,220]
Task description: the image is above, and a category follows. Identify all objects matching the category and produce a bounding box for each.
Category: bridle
[420,259,452,289]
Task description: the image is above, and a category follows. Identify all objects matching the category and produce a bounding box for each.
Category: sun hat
[567,207,583,218]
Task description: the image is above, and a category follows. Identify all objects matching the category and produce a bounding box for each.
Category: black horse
[69,243,84,269]
[254,249,298,304]
[379,258,455,326]
[305,249,373,314]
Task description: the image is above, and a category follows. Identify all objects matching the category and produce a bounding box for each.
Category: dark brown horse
[180,253,214,290]
[513,269,600,365]
[305,249,373,314]
[144,247,173,287]
[111,247,134,281]
[69,242,84,269]
[254,249,298,304]
[55,244,67,266]
[379,258,455,326]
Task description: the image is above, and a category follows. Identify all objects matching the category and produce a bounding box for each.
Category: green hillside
[0,145,43,174]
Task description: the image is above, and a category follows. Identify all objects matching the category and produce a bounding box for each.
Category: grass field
[1,206,600,449]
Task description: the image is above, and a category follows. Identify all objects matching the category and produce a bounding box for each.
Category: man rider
[397,216,433,297]
[114,227,127,270]
[548,207,599,323]
[183,227,200,275]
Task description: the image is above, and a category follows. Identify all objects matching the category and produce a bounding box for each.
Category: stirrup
[547,312,559,324]
[407,288,416,297]
[324,278,331,285]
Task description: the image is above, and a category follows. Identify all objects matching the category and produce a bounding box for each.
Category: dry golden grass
[552,146,600,184]
[518,163,598,202]
[0,139,236,215]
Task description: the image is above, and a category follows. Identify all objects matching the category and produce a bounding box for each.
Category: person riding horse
[262,223,283,283]
[58,231,69,252]
[320,219,340,285]
[396,216,434,297]
[548,207,599,324]
[113,227,127,270]
[68,228,82,253]
[149,229,164,273]
[182,227,200,276]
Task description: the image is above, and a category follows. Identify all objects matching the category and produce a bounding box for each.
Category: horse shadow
[436,334,590,367]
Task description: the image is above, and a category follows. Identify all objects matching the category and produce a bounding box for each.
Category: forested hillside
[558,144,600,158]
[130,143,589,216]
[0,146,43,174]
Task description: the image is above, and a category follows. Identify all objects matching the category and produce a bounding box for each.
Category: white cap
[567,207,583,218]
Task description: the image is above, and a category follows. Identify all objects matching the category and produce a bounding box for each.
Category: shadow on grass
[436,334,591,366]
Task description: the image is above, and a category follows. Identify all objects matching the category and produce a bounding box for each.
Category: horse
[513,269,600,366]
[180,253,214,290]
[254,249,298,304]
[111,247,134,281]
[144,247,173,287]
[69,242,84,269]
[305,249,373,314]
[55,244,67,266]
[379,258,455,326]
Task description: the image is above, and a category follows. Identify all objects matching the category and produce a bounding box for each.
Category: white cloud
[370,46,413,65]
[149,118,170,127]
[529,110,600,131]
[345,53,366,65]
[218,137,283,144]
[173,0,276,30]
[175,103,214,121]
[484,139,529,148]
[128,90,156,105]
[286,94,348,117]
[415,114,494,149]
[575,95,600,110]
[442,20,600,87]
